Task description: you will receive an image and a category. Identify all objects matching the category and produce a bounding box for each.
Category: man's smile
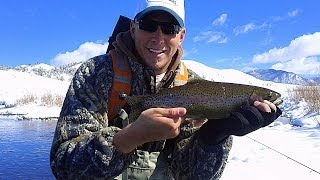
[147,48,166,54]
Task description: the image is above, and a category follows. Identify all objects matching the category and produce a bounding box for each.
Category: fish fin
[125,95,145,122]
[125,95,143,106]
[186,78,210,85]
[128,106,144,123]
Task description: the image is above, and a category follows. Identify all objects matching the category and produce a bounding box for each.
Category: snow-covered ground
[0,61,319,179]
[0,69,69,119]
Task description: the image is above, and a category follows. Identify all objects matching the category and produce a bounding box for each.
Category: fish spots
[128,79,281,119]
[222,86,226,96]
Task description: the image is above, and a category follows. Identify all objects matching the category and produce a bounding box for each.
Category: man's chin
[149,63,166,74]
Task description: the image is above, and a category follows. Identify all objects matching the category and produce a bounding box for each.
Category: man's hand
[199,98,282,146]
[113,107,186,154]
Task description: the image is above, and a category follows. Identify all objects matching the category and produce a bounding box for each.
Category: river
[0,118,57,179]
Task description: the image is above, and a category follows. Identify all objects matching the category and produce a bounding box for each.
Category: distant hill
[2,61,320,86]
[246,69,320,85]
[2,62,82,82]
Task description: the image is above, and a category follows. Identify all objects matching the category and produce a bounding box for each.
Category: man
[50,0,282,179]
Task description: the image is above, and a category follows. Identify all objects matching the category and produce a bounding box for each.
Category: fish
[125,79,281,120]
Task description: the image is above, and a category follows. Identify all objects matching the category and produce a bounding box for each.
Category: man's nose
[150,26,165,43]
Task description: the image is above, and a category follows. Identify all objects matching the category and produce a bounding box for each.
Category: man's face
[130,11,186,75]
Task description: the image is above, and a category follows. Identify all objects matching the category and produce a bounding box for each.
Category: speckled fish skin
[126,79,281,119]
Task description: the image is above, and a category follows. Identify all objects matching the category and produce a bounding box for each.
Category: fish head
[251,87,281,103]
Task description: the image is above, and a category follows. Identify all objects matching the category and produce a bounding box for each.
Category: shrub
[15,93,65,107]
[15,94,37,105]
[40,93,64,106]
[290,85,320,113]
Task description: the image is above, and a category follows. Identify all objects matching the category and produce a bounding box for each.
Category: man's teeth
[149,49,164,53]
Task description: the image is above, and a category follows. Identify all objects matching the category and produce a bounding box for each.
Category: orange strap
[108,50,132,120]
[108,52,188,120]
[174,62,189,86]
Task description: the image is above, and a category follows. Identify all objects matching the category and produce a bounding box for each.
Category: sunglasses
[136,19,181,35]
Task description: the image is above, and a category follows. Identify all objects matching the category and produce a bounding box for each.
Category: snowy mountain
[246,69,319,85]
[5,62,82,82]
[3,61,320,86]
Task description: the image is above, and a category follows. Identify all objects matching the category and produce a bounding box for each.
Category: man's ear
[179,28,186,45]
[130,21,136,39]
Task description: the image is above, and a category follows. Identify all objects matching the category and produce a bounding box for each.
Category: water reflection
[0,118,57,179]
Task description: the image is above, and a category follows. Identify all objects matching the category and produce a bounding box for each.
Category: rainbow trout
[126,79,281,120]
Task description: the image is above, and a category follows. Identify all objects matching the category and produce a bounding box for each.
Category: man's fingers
[263,100,277,112]
[249,96,263,105]
[253,100,276,113]
[167,107,187,117]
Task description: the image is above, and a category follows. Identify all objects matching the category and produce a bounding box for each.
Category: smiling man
[131,10,185,75]
[50,0,281,179]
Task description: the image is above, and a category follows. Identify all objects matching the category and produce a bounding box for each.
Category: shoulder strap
[108,49,132,120]
[106,15,132,53]
[107,58,187,120]
[174,62,189,86]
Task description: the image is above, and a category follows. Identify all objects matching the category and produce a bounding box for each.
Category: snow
[1,61,320,179]
[223,124,320,180]
[0,69,69,109]
[18,63,54,69]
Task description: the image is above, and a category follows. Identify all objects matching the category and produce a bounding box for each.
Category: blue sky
[1,0,320,75]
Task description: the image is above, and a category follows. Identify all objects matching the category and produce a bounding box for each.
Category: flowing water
[0,118,57,179]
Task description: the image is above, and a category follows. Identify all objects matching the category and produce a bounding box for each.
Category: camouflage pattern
[50,31,233,179]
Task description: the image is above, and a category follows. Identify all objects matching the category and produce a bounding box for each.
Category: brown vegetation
[15,94,37,105]
[289,85,320,114]
[15,93,64,106]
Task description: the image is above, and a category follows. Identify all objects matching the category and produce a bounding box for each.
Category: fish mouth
[250,89,281,103]
[269,91,281,102]
[268,91,282,105]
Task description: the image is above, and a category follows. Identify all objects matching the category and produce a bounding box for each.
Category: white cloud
[218,37,228,44]
[252,32,320,63]
[232,9,299,36]
[273,9,300,22]
[193,31,228,44]
[288,9,299,17]
[271,56,320,74]
[51,41,108,66]
[233,23,256,35]
[183,47,198,58]
[212,13,228,26]
[233,22,267,35]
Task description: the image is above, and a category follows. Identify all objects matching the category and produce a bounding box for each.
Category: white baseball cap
[134,0,185,27]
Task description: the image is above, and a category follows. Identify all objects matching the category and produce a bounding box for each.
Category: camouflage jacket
[50,31,233,180]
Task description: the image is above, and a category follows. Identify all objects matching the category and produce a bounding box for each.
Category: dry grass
[15,94,37,105]
[289,85,320,114]
[40,93,64,106]
[15,93,64,106]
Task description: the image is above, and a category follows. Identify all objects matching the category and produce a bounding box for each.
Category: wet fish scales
[126,79,281,120]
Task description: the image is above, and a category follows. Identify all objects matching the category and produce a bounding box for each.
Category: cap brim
[135,6,184,27]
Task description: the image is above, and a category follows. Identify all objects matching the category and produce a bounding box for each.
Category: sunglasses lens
[138,20,158,32]
[161,24,180,34]
[138,20,180,35]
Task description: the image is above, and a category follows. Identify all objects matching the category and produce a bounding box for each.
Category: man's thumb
[168,107,187,117]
